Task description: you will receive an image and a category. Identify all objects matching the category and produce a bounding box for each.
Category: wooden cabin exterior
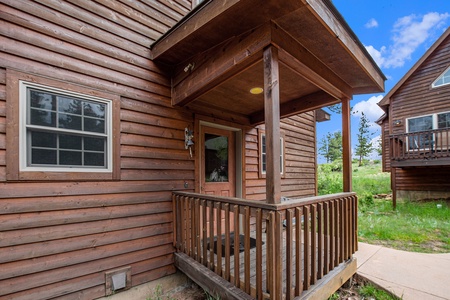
[378,27,450,206]
[0,1,384,299]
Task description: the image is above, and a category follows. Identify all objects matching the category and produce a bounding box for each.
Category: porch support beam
[264,45,282,204]
[342,97,352,192]
[250,90,338,125]
[171,23,271,107]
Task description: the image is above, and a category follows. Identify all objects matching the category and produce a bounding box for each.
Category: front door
[201,126,236,197]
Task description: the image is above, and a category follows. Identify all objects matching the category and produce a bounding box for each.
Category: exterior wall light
[250,87,264,94]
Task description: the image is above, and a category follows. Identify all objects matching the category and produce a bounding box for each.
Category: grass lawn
[318,161,450,253]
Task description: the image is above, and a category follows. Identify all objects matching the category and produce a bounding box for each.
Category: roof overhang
[151,0,385,125]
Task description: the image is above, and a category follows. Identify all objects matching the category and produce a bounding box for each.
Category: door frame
[195,118,244,198]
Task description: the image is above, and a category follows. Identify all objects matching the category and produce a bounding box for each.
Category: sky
[317,0,450,163]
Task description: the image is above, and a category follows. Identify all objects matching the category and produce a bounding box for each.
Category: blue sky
[317,0,450,163]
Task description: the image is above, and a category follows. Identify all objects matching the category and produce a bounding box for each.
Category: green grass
[318,161,450,253]
[358,283,399,300]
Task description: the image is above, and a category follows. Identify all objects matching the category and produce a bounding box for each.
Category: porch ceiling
[150,0,385,124]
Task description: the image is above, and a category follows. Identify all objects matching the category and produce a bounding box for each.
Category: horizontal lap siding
[389,35,450,193]
[244,112,316,201]
[391,36,450,136]
[395,167,450,191]
[0,1,193,299]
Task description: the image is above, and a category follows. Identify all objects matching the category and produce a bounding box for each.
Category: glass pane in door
[205,133,228,182]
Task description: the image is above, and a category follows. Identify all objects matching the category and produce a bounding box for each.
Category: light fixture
[185,127,194,158]
[250,87,264,95]
[394,119,402,126]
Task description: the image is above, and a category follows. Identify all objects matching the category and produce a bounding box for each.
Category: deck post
[342,98,352,192]
[263,45,281,204]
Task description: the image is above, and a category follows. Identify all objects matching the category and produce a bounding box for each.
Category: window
[432,66,450,88]
[259,130,285,177]
[407,112,450,150]
[6,70,120,181]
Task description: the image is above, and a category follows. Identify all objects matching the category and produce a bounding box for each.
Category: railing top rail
[390,128,450,138]
[172,191,356,211]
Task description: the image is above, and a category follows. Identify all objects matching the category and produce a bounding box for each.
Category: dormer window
[432,66,450,88]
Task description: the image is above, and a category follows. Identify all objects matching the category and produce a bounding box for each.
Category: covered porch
[151,0,384,298]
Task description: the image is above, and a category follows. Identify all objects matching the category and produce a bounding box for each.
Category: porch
[172,192,358,299]
[389,128,450,167]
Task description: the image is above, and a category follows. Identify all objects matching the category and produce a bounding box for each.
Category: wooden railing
[390,128,450,161]
[172,192,358,299]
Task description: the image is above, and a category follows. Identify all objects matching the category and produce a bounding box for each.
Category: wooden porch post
[342,98,352,192]
[263,45,281,204]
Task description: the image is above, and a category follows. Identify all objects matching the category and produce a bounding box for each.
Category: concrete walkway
[354,242,450,300]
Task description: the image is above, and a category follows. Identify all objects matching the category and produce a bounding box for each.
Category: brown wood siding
[0,1,193,299]
[395,166,450,191]
[381,118,391,172]
[390,35,450,136]
[387,34,450,195]
[244,112,317,201]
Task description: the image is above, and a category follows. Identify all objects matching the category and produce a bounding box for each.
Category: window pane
[408,116,432,132]
[58,113,82,130]
[30,109,56,127]
[84,118,105,133]
[84,137,105,151]
[58,97,82,115]
[84,152,105,166]
[438,112,450,129]
[31,149,57,165]
[59,134,82,150]
[31,131,57,148]
[60,150,82,165]
[30,90,56,110]
[84,102,105,118]
[205,134,228,182]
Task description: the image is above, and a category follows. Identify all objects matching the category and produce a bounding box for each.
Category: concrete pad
[356,243,450,300]
[354,242,382,268]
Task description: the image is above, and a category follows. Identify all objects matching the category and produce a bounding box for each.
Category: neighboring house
[0,1,384,299]
[378,27,450,206]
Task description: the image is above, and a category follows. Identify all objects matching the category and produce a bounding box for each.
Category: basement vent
[105,266,131,296]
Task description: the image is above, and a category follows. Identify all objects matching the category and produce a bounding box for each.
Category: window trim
[258,129,285,178]
[406,111,450,151]
[431,65,450,88]
[6,70,121,181]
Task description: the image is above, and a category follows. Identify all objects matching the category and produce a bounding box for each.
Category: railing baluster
[334,199,339,268]
[295,207,302,296]
[317,202,323,280]
[195,198,201,263]
[244,206,251,294]
[209,200,215,270]
[202,200,208,266]
[323,201,329,276]
[256,209,263,300]
[303,205,310,291]
[267,212,275,300]
[224,203,231,281]
[233,205,240,288]
[286,209,294,300]
[216,202,222,276]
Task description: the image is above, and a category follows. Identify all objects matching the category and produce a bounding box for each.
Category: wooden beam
[301,0,385,92]
[250,90,337,125]
[151,0,241,60]
[342,98,352,192]
[271,22,353,100]
[171,24,271,107]
[264,45,281,204]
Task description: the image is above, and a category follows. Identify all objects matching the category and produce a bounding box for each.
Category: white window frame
[260,133,284,176]
[406,111,450,151]
[432,66,450,88]
[19,81,113,173]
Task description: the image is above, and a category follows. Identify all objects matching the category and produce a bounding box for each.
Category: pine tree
[355,112,374,166]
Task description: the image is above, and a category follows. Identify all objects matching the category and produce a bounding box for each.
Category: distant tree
[319,131,342,163]
[376,138,383,156]
[355,112,374,166]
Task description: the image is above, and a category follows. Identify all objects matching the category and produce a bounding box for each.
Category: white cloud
[365,12,450,69]
[352,95,384,124]
[365,18,379,29]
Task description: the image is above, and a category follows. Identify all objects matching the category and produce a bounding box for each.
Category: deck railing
[390,128,450,161]
[172,192,358,299]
